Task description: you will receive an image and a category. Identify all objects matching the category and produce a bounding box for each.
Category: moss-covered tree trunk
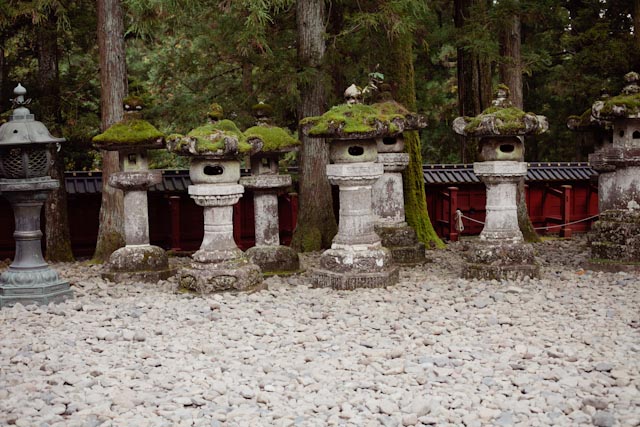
[389,32,444,249]
[37,13,75,262]
[94,0,126,262]
[290,0,337,252]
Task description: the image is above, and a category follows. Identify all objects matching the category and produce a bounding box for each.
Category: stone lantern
[371,101,427,265]
[300,86,419,289]
[587,71,640,270]
[0,84,73,307]
[92,97,173,282]
[167,111,263,293]
[452,86,548,280]
[240,109,300,274]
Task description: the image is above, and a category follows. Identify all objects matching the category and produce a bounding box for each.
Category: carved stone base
[589,210,640,260]
[103,245,174,283]
[463,241,539,281]
[178,257,264,294]
[0,267,72,307]
[375,224,426,265]
[245,245,300,275]
[312,245,398,289]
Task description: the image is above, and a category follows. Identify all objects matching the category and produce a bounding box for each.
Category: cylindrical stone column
[474,161,526,243]
[254,191,280,246]
[189,183,244,262]
[328,162,383,247]
[373,152,409,226]
[123,190,150,245]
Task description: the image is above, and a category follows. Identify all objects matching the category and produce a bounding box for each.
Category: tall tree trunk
[290,0,338,252]
[499,10,540,242]
[94,0,126,262]
[635,0,640,53]
[38,14,75,262]
[390,32,444,249]
[454,0,492,162]
[0,45,9,113]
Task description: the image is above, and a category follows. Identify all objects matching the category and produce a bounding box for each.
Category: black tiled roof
[423,162,597,185]
[64,162,597,194]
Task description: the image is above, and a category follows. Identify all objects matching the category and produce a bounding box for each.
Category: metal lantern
[0,84,62,178]
[0,84,72,307]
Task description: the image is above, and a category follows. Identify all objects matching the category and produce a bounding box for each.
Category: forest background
[0,0,638,261]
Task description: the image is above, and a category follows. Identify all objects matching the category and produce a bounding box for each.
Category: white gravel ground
[0,238,638,427]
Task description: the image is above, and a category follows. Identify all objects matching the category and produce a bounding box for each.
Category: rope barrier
[454,209,599,230]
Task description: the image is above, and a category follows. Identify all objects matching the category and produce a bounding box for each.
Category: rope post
[561,185,573,238]
[448,186,459,242]
[169,195,182,251]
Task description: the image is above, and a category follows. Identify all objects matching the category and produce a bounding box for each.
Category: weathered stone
[178,257,264,294]
[102,245,174,283]
[245,245,300,275]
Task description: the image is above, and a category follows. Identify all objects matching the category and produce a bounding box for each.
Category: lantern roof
[300,99,427,140]
[167,119,256,159]
[0,84,65,146]
[592,72,640,120]
[452,85,548,137]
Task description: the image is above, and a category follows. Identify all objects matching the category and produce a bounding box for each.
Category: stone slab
[375,225,426,266]
[463,241,540,281]
[178,257,264,294]
[103,245,174,283]
[473,161,527,177]
[245,245,300,274]
[240,174,292,190]
[311,266,399,290]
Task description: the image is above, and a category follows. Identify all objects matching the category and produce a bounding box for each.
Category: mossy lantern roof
[92,117,165,151]
[300,101,427,140]
[567,107,609,132]
[244,125,300,154]
[453,86,548,137]
[592,72,640,120]
[166,119,255,159]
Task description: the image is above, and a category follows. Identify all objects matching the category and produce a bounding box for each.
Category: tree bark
[290,0,338,252]
[94,0,126,262]
[454,0,493,163]
[390,32,444,249]
[498,10,540,242]
[37,14,75,262]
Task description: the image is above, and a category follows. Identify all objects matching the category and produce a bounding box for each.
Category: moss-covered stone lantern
[300,87,415,289]
[0,84,72,307]
[240,117,301,274]
[371,101,428,265]
[453,86,548,280]
[92,97,173,282]
[167,110,263,293]
[586,72,640,270]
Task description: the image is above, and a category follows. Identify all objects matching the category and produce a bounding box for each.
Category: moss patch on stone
[464,106,526,133]
[167,119,253,156]
[208,103,224,120]
[245,126,300,152]
[92,118,164,147]
[598,93,640,118]
[300,103,409,138]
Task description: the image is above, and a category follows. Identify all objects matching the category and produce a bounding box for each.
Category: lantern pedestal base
[0,267,71,308]
[586,209,640,272]
[178,257,264,294]
[245,245,300,275]
[375,224,426,265]
[103,245,174,283]
[462,241,539,281]
[311,244,398,290]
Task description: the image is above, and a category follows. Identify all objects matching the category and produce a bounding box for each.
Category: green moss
[599,93,640,117]
[167,119,253,155]
[463,106,536,134]
[93,118,164,146]
[245,126,300,152]
[301,103,407,137]
[252,103,273,116]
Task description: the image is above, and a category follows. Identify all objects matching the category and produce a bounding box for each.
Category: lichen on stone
[300,101,426,140]
[92,118,164,149]
[166,119,253,158]
[453,105,548,137]
[244,125,300,152]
